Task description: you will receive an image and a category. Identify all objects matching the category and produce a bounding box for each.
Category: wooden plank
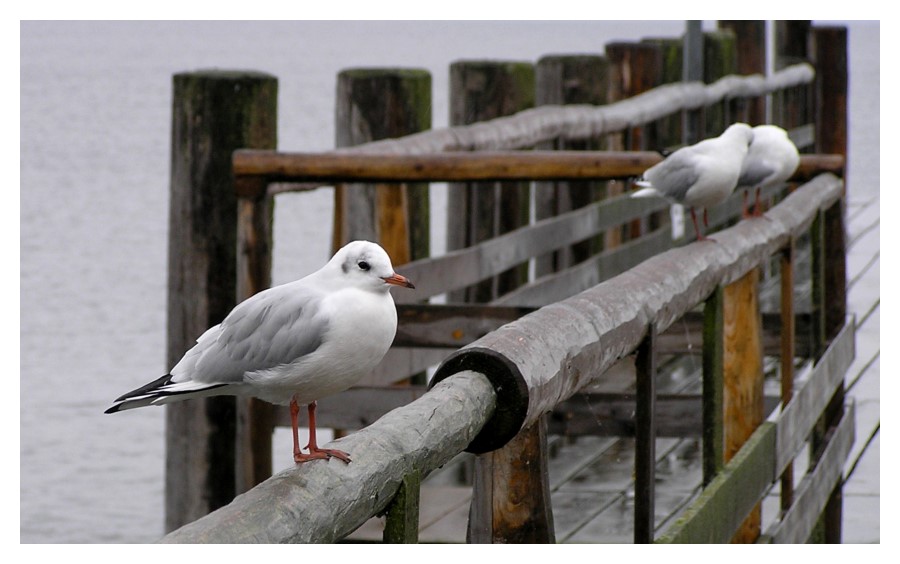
[634,327,657,543]
[383,469,421,543]
[160,371,496,543]
[763,402,855,544]
[775,319,855,476]
[467,416,555,543]
[655,423,777,544]
[703,285,725,484]
[723,267,765,542]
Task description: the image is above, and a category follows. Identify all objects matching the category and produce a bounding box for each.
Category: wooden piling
[702,30,738,136]
[166,70,277,531]
[334,68,432,263]
[447,60,534,302]
[718,21,767,124]
[534,54,608,276]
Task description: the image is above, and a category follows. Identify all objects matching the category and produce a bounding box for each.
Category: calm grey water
[20,20,879,543]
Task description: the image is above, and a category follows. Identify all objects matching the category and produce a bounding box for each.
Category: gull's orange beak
[383,273,415,289]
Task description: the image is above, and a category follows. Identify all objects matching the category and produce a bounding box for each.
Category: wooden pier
[154,21,865,543]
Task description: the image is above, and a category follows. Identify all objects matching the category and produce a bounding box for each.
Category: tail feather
[104,374,229,414]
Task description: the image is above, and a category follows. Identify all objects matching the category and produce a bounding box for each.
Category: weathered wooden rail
[161,171,851,543]
[158,21,852,542]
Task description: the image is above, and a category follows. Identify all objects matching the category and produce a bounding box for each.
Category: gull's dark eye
[358,261,371,271]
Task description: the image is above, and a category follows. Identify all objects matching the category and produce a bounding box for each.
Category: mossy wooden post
[447,60,534,302]
[534,54,608,277]
[718,21,767,124]
[810,25,849,544]
[702,286,725,484]
[722,268,765,542]
[334,68,431,264]
[383,469,421,543]
[642,37,683,151]
[607,42,662,241]
[773,21,812,129]
[166,70,277,532]
[702,30,737,137]
[683,21,705,145]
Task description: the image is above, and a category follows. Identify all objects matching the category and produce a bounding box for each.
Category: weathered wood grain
[159,371,495,543]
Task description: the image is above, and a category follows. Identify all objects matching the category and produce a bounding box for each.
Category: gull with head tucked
[105,240,415,464]
[632,122,754,241]
[737,124,800,217]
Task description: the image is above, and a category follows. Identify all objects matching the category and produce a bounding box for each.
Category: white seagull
[737,124,800,217]
[632,122,754,241]
[105,240,414,464]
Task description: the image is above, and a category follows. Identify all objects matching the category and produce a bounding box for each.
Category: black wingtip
[104,404,121,415]
[113,374,175,402]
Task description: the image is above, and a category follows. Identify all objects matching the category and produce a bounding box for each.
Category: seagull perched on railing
[631,122,754,241]
[105,240,414,464]
[737,124,800,218]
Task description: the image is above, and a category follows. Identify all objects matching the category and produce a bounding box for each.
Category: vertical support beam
[235,193,275,492]
[811,27,849,543]
[779,243,796,514]
[773,21,812,129]
[723,268,765,543]
[702,285,725,485]
[702,30,738,137]
[383,469,421,543]
[165,70,277,532]
[334,68,432,263]
[447,60,534,302]
[467,416,555,543]
[534,54,608,276]
[634,325,657,543]
[718,21,767,124]
[607,41,663,242]
[682,20,704,145]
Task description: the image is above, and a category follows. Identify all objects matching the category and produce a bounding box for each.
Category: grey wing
[738,159,776,188]
[185,286,329,384]
[648,154,701,202]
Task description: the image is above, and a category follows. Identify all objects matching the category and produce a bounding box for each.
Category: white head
[327,240,415,293]
[723,122,754,147]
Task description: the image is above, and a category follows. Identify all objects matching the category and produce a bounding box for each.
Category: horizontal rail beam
[159,371,495,543]
[234,150,843,198]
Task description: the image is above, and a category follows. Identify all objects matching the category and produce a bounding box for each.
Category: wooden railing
[159,21,852,542]
[161,167,851,543]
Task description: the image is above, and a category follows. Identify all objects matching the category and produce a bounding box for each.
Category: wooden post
[683,21,704,145]
[235,194,275,492]
[607,42,662,242]
[722,268,765,542]
[702,285,725,485]
[634,325,657,543]
[467,416,555,543]
[642,36,683,151]
[447,60,534,302]
[779,244,796,514]
[534,54,608,276]
[702,30,738,137]
[809,26,848,541]
[718,21,767,124]
[166,70,277,531]
[334,68,432,263]
[383,469,421,543]
[773,21,813,129]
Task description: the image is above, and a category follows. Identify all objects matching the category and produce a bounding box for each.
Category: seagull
[105,240,415,464]
[737,124,800,218]
[631,122,754,241]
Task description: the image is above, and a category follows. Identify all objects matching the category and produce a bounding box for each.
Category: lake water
[19,20,880,543]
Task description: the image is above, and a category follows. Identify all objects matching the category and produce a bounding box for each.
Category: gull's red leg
[291,397,330,464]
[305,401,352,464]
